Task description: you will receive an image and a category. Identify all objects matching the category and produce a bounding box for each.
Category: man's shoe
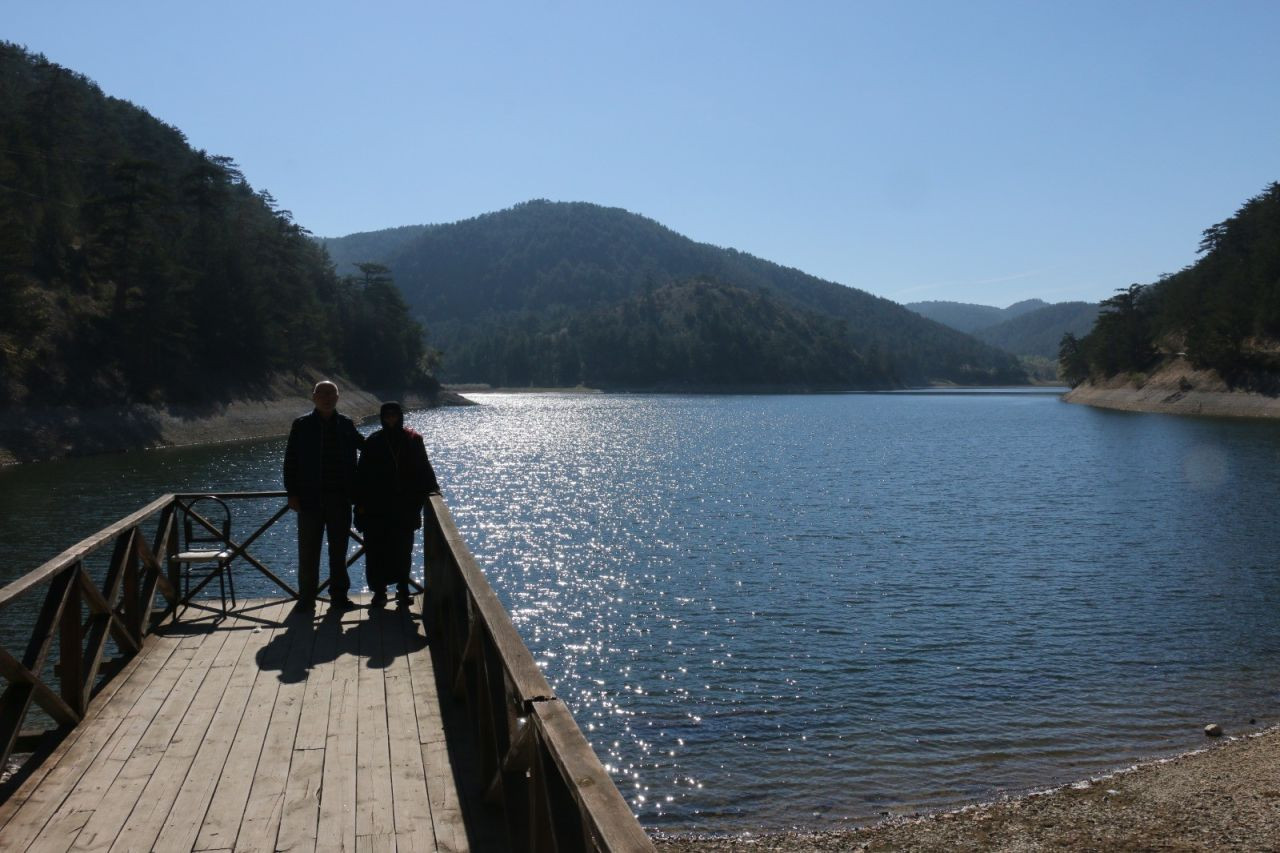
[331,595,357,611]
[395,590,414,606]
[370,591,388,608]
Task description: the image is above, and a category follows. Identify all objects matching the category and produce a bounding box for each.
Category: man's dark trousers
[297,496,352,602]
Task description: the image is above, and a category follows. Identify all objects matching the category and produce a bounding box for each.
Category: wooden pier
[0,494,653,852]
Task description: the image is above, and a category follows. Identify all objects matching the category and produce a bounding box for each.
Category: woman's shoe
[370,590,388,608]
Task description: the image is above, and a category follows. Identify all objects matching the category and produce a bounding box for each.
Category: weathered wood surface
[0,597,505,852]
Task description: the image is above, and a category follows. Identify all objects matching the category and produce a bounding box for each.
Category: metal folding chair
[174,495,236,613]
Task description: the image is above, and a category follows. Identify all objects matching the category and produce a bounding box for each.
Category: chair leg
[225,561,237,609]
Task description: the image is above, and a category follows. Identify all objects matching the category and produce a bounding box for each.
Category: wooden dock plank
[396,829,438,853]
[382,608,436,845]
[112,602,287,853]
[24,634,209,853]
[422,742,469,853]
[405,625,445,747]
[275,603,344,852]
[274,749,324,852]
[149,602,291,853]
[66,618,237,852]
[354,833,395,853]
[233,602,324,852]
[405,628,473,853]
[191,602,311,852]
[316,602,363,853]
[355,609,395,840]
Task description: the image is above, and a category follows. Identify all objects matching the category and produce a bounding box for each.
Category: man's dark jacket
[283,410,363,510]
[355,427,439,529]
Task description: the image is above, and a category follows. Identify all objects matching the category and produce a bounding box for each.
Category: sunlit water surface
[3,391,1280,831]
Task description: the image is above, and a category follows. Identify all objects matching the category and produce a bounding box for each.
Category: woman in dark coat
[355,401,440,607]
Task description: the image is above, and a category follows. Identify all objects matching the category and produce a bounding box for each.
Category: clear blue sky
[8,1,1279,307]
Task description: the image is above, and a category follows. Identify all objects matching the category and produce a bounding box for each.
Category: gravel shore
[654,727,1280,852]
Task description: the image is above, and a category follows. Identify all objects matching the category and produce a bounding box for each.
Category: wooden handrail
[0,492,301,782]
[0,494,175,611]
[0,495,179,778]
[173,491,288,500]
[425,495,654,852]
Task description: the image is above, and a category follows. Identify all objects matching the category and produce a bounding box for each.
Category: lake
[3,390,1280,832]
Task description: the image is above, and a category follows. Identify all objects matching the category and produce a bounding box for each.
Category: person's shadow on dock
[255,600,427,683]
[356,606,429,670]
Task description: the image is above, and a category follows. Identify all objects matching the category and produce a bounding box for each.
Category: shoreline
[1063,358,1280,420]
[654,725,1280,851]
[446,382,1050,395]
[0,375,476,466]
[445,384,604,394]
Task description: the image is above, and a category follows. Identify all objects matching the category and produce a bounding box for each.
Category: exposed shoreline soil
[0,372,475,465]
[1064,358,1280,419]
[654,726,1280,851]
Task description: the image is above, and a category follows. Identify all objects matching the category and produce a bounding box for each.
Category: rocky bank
[1064,358,1280,419]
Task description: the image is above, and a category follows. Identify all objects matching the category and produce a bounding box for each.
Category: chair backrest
[184,495,232,550]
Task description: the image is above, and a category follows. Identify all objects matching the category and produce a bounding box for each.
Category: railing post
[165,507,182,615]
[59,567,85,718]
[119,528,141,645]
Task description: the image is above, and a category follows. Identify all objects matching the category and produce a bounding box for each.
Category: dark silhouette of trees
[0,42,431,407]
[1061,182,1280,389]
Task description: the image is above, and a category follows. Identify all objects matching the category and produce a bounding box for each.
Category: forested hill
[907,299,1048,334]
[323,224,430,275]
[910,299,1101,360]
[329,200,1027,389]
[1060,182,1280,390]
[975,301,1100,360]
[0,43,430,408]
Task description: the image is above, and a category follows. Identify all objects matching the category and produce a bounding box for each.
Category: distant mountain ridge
[323,225,430,275]
[907,299,1049,334]
[976,302,1101,359]
[325,200,1028,389]
[908,299,1100,360]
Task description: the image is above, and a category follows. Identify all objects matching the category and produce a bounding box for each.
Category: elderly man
[283,380,364,609]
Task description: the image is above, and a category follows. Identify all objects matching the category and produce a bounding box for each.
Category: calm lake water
[3,391,1280,831]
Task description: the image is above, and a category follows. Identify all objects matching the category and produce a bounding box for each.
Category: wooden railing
[1,491,654,851]
[0,492,315,777]
[0,494,175,777]
[424,494,655,852]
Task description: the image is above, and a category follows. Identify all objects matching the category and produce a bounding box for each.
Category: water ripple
[411,392,1280,829]
[4,392,1280,831]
